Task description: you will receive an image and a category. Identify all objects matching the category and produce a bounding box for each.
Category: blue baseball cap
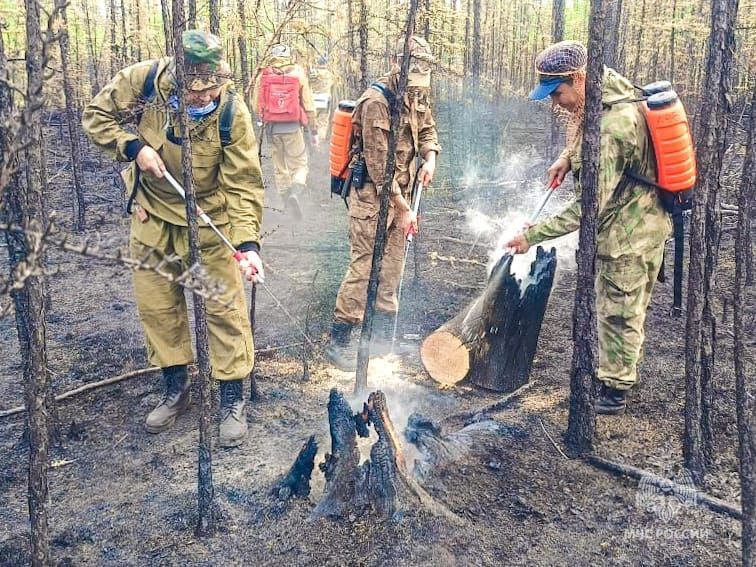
[529,75,568,100]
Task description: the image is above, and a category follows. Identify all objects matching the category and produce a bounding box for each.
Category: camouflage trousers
[269,129,308,195]
[596,246,665,390]
[129,212,255,381]
[333,183,407,324]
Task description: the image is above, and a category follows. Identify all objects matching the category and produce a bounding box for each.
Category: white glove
[237,250,265,283]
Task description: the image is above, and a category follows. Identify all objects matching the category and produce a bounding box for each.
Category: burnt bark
[603,0,623,70]
[108,0,118,77]
[310,389,458,522]
[272,436,317,501]
[248,283,260,401]
[354,0,418,394]
[470,0,481,90]
[359,0,369,92]
[171,0,217,536]
[56,0,86,231]
[550,0,565,157]
[684,0,740,485]
[237,0,251,106]
[161,0,173,55]
[565,0,604,455]
[209,0,220,35]
[420,248,557,392]
[1,2,54,563]
[734,86,756,566]
[187,0,197,29]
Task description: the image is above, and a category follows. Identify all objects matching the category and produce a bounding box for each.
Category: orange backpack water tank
[642,91,697,192]
[329,100,356,180]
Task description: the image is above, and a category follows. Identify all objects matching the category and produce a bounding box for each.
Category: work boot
[145,365,191,433]
[284,194,303,220]
[595,384,627,415]
[219,379,247,448]
[324,321,357,371]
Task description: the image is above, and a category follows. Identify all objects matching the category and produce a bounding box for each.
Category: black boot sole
[595,404,626,416]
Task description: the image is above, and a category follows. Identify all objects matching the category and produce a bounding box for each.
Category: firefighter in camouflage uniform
[82,30,264,447]
[506,41,671,415]
[325,36,441,371]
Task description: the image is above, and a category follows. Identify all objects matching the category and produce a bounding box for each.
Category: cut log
[421,246,557,392]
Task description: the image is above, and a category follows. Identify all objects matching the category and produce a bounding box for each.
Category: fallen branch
[585,454,742,520]
[441,382,534,425]
[538,417,569,460]
[0,367,159,419]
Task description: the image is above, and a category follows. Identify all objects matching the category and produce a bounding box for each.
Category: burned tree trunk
[310,389,458,523]
[420,247,557,392]
[209,0,220,35]
[565,0,604,455]
[550,0,565,158]
[734,87,755,567]
[273,436,317,501]
[237,0,251,106]
[684,0,740,485]
[354,0,418,394]
[171,0,217,537]
[56,0,86,231]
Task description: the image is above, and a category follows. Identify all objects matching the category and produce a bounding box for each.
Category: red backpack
[258,67,307,125]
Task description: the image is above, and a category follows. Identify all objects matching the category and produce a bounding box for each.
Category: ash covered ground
[0,96,749,565]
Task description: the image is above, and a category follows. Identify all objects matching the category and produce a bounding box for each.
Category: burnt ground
[0,110,752,566]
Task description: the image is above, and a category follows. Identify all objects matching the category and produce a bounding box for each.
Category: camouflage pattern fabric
[351,75,441,196]
[333,75,440,323]
[525,67,672,390]
[333,183,407,323]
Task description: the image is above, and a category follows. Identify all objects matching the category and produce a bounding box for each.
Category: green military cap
[183,30,223,67]
[181,30,231,91]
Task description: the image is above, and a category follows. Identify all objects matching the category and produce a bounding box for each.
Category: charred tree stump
[273,436,318,501]
[307,389,459,523]
[421,247,557,392]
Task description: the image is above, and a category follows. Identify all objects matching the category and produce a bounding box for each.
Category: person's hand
[309,132,320,148]
[136,146,166,178]
[503,233,530,255]
[396,208,418,237]
[547,157,570,189]
[418,154,436,186]
[237,251,265,283]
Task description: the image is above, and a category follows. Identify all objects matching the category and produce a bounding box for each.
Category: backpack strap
[369,81,397,109]
[623,168,690,317]
[136,60,159,125]
[219,89,236,147]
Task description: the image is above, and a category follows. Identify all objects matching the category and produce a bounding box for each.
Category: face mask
[187,99,218,119]
[167,94,218,120]
[407,70,431,88]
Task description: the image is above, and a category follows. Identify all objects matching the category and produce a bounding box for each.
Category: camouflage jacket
[82,57,265,247]
[353,74,441,197]
[525,67,671,259]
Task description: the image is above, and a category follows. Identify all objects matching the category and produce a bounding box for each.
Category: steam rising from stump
[421,247,557,391]
[276,389,460,523]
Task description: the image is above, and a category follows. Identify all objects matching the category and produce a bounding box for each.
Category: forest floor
[0,116,752,566]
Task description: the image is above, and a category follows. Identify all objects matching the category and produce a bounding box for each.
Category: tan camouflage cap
[182,30,232,91]
[395,35,436,69]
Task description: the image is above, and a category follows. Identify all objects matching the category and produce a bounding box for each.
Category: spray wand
[528,178,561,224]
[390,180,425,354]
[162,170,315,348]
